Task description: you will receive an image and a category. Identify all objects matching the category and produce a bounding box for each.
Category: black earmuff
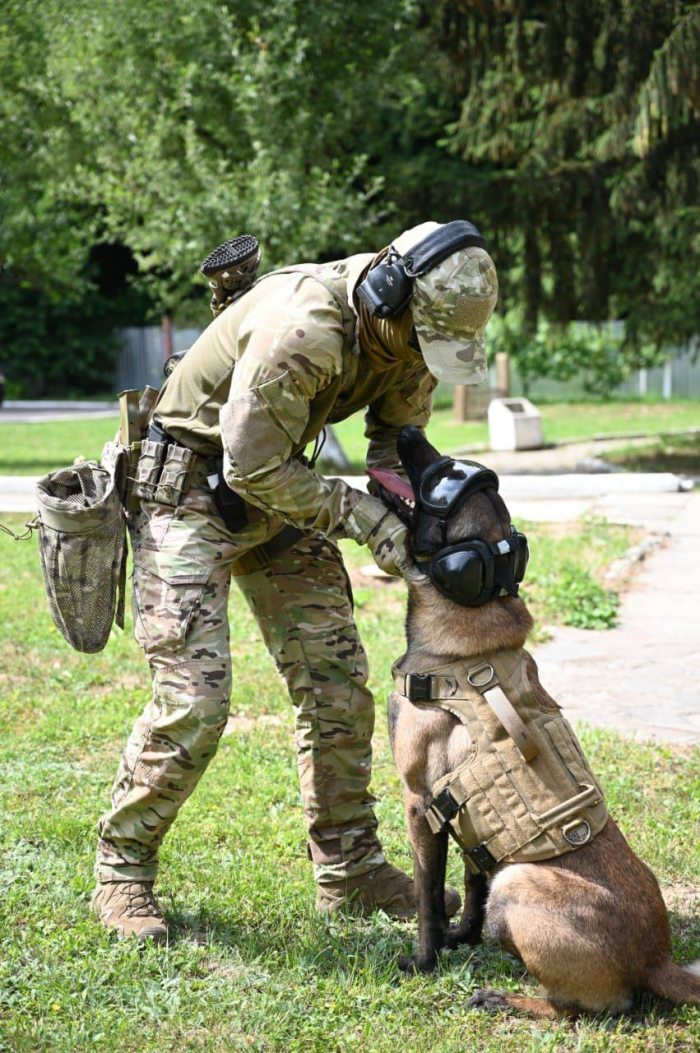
[356,220,487,319]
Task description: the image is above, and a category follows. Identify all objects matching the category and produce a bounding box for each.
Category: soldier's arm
[220,280,387,542]
[365,364,437,482]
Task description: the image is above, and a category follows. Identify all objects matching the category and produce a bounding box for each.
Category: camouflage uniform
[97,254,436,884]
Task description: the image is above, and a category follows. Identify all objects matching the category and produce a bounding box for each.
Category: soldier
[91,221,499,942]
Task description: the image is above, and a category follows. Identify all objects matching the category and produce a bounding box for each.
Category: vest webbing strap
[391,653,539,762]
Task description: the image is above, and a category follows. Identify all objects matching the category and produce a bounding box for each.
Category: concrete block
[488,397,543,451]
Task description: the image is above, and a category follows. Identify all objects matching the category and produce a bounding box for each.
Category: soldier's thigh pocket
[131,545,211,656]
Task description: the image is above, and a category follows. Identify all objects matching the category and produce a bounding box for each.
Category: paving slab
[0,476,39,513]
[533,493,700,745]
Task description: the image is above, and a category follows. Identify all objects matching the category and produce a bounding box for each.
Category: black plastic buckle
[430,788,461,826]
[462,842,497,874]
[406,673,432,702]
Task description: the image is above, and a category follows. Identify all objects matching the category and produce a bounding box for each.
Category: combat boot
[315,862,461,920]
[91,880,168,944]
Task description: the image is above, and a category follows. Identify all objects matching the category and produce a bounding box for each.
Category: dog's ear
[367,468,415,526]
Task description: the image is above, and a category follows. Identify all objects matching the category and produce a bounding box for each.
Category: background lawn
[0,399,698,476]
[602,433,700,476]
[0,513,698,1053]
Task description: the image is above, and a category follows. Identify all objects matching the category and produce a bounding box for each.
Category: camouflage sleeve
[365,363,437,484]
[220,276,387,542]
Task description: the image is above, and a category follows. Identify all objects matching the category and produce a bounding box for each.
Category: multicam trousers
[96,485,386,884]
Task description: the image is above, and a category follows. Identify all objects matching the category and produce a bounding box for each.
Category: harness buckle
[462,842,497,875]
[426,787,461,833]
[406,673,433,702]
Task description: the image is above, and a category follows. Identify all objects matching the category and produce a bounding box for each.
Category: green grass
[1,514,698,1052]
[1,400,698,476]
[522,517,634,633]
[0,416,119,476]
[602,433,700,476]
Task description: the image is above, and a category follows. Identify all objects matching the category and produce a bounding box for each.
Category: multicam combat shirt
[155,254,436,541]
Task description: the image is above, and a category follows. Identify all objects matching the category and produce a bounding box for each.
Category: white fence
[505,339,700,401]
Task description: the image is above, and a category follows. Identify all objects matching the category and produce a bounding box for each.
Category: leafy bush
[525,562,620,630]
[490,310,667,399]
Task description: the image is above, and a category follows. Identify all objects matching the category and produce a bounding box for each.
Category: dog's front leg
[445,870,487,949]
[398,796,448,974]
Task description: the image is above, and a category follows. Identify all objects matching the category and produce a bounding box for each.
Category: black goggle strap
[492,536,519,597]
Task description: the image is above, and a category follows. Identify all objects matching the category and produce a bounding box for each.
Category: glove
[342,492,415,580]
[365,510,412,578]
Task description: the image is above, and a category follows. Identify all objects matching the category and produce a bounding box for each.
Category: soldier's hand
[365,511,413,579]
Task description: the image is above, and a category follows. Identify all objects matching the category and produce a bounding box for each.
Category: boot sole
[201,235,260,276]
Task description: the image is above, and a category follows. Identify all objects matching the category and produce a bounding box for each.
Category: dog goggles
[419,457,499,513]
[413,457,529,606]
[414,456,500,551]
[426,526,529,607]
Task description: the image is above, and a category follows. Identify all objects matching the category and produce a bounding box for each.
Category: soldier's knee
[152,660,232,722]
[292,624,369,684]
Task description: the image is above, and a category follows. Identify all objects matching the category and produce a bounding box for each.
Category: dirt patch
[662,883,700,915]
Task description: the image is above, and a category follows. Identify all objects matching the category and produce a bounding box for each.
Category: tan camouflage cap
[393,222,498,385]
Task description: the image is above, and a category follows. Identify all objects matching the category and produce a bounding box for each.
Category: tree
[39,0,424,316]
[433,1,700,362]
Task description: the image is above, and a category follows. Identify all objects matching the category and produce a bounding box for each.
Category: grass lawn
[1,400,698,476]
[602,433,700,476]
[1,513,698,1053]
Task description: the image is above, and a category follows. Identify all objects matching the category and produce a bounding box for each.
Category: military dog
[373,425,699,1019]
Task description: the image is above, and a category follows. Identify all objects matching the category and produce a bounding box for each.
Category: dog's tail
[646,957,700,1004]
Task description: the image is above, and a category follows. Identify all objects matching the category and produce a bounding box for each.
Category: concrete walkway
[0,400,118,424]
[533,491,700,745]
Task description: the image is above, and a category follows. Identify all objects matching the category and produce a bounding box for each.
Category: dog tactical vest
[392,647,608,874]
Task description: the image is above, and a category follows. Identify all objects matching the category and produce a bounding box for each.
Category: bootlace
[119,882,162,918]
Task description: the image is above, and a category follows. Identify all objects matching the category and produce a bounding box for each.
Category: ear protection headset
[414,457,529,608]
[356,220,487,319]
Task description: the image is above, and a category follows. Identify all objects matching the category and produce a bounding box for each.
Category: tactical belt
[136,429,304,573]
[230,525,305,576]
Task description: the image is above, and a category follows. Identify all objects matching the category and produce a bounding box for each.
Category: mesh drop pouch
[35,456,127,653]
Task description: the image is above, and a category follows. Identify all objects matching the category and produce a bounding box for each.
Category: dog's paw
[469,988,510,1013]
[444,924,483,950]
[397,954,436,975]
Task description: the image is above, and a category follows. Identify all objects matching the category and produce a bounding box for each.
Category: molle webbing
[392,649,608,872]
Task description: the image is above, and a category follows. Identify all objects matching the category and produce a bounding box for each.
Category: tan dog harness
[392,647,608,874]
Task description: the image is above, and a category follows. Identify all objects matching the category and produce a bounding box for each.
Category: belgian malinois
[374,425,699,1019]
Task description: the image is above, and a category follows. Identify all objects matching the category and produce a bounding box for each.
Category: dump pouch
[35,457,127,654]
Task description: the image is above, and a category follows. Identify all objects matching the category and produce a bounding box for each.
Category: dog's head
[369,425,528,608]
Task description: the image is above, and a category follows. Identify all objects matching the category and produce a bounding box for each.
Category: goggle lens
[420,459,494,509]
[430,548,484,600]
